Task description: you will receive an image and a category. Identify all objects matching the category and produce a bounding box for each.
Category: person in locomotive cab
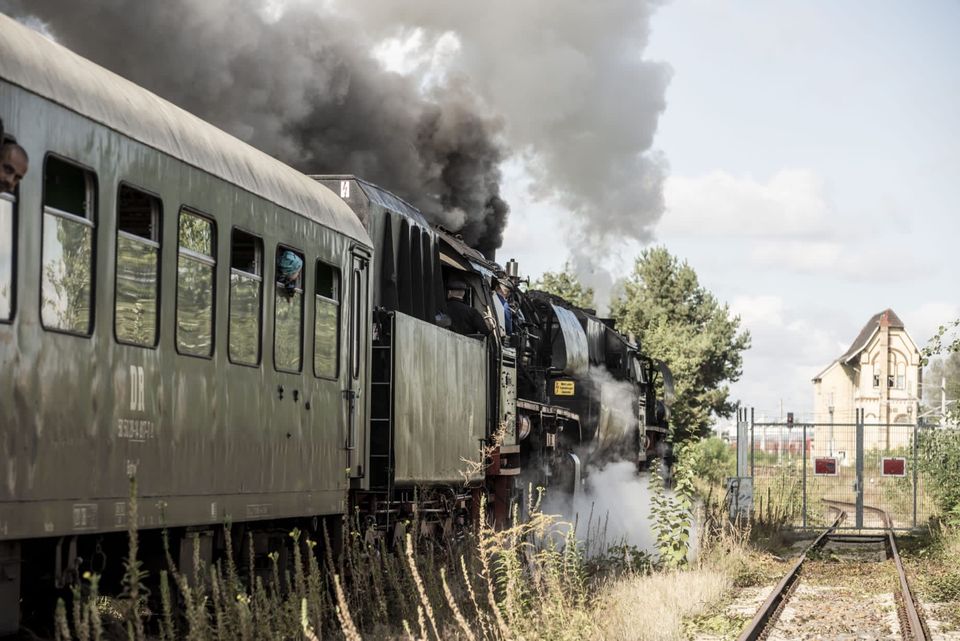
[493,277,514,335]
[0,140,29,195]
[446,278,490,337]
[276,250,303,296]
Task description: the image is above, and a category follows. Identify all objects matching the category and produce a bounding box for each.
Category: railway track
[736,500,928,641]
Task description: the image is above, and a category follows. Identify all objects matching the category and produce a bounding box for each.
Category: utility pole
[943,375,947,420]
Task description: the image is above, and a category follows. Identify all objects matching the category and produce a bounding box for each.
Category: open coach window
[229,229,263,366]
[114,185,161,346]
[274,246,304,372]
[41,156,96,335]
[0,191,14,321]
[314,261,340,378]
[176,209,216,356]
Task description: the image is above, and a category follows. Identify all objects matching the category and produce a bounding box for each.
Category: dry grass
[592,569,730,641]
[52,472,762,641]
[55,489,650,641]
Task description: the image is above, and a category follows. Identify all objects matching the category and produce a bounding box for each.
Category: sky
[499,0,960,421]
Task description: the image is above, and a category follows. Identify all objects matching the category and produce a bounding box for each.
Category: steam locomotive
[0,14,669,632]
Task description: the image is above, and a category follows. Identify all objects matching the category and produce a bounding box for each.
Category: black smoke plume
[339,2,673,244]
[2,0,510,254]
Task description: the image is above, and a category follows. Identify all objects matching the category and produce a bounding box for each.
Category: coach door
[345,249,370,482]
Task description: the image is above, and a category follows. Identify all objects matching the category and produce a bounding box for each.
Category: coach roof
[0,14,370,246]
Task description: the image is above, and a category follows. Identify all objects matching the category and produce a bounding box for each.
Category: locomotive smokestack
[506,258,520,280]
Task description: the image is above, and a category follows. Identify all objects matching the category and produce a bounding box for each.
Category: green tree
[923,317,960,424]
[919,317,960,521]
[923,352,960,423]
[610,247,750,440]
[531,262,596,309]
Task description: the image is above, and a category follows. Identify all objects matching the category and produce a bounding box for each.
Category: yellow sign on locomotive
[554,380,575,396]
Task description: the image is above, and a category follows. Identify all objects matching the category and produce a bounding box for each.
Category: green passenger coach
[0,14,372,630]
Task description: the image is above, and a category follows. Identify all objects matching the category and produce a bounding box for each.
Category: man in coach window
[0,118,29,195]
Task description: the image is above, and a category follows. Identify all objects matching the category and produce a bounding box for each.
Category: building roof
[837,308,904,364]
[812,308,906,381]
[0,14,370,246]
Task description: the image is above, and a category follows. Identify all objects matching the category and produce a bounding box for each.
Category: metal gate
[738,408,930,530]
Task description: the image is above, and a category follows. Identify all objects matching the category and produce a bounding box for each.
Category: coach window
[314,261,340,378]
[176,209,216,357]
[351,267,362,379]
[274,246,304,372]
[229,229,263,366]
[0,192,14,321]
[115,185,161,346]
[41,156,96,335]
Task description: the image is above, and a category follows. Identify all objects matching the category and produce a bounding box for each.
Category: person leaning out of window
[0,117,29,195]
[276,250,303,297]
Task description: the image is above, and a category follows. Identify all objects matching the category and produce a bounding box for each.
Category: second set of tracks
[736,500,928,641]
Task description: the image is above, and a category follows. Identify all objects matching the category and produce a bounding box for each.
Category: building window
[228,229,263,366]
[176,210,216,357]
[314,261,340,378]
[873,373,880,388]
[41,156,96,335]
[114,185,161,347]
[274,246,304,372]
[896,362,906,390]
[0,192,15,321]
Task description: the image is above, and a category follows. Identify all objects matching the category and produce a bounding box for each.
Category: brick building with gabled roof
[812,309,921,454]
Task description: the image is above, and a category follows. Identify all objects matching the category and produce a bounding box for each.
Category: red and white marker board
[814,457,838,476]
[881,457,907,477]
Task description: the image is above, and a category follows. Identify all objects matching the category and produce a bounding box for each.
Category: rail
[736,500,928,641]
[735,507,844,641]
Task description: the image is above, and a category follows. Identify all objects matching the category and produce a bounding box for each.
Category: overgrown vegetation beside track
[51,473,729,641]
[51,430,960,640]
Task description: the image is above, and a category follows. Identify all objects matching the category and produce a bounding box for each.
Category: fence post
[912,421,919,528]
[737,407,750,477]
[855,408,865,529]
[802,422,808,528]
[750,407,755,479]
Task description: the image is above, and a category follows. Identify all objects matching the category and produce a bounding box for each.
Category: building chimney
[880,309,890,328]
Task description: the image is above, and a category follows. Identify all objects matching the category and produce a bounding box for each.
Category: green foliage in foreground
[920,315,960,520]
[918,428,960,519]
[611,247,750,440]
[649,444,698,569]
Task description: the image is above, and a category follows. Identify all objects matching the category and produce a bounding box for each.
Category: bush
[918,428,960,516]
[687,437,736,486]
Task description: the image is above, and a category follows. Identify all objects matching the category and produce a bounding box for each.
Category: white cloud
[658,169,933,282]
[730,294,785,327]
[901,302,960,348]
[727,294,847,418]
[659,169,834,238]
[749,241,929,282]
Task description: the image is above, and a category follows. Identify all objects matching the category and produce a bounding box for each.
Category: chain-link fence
[739,409,940,530]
